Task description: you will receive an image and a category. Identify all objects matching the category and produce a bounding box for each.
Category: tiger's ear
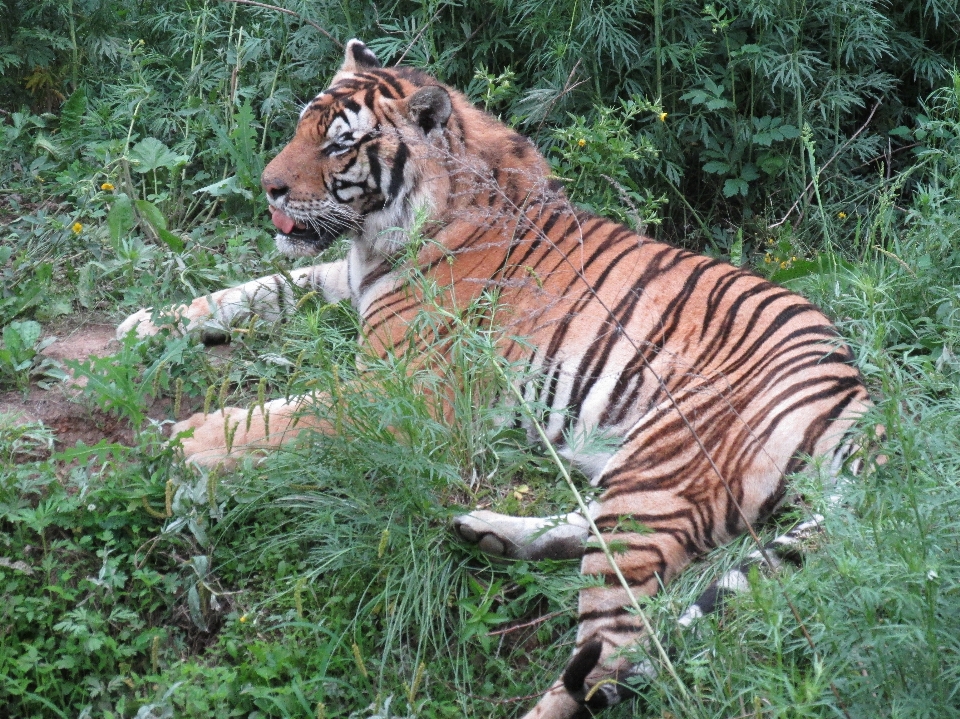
[340,39,381,73]
[405,86,452,136]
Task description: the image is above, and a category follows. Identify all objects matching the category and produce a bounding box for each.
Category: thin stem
[260,40,286,153]
[770,101,881,230]
[67,0,78,93]
[394,7,443,66]
[218,0,343,48]
[654,0,663,101]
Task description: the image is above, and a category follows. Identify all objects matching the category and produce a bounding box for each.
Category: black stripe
[387,142,409,200]
[692,584,735,614]
[364,70,405,96]
[578,606,631,622]
[366,144,382,190]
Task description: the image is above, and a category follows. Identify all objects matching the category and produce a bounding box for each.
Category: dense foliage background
[1,1,959,718]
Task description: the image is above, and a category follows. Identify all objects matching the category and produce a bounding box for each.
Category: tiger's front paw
[116,308,164,341]
[453,511,518,557]
[116,306,198,341]
[453,510,589,561]
[117,304,229,344]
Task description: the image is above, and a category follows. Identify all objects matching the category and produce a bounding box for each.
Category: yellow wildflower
[101,182,115,191]
[71,222,83,234]
[577,138,586,148]
[838,211,847,219]
[764,254,772,263]
[780,261,788,269]
[658,112,668,122]
[239,614,248,623]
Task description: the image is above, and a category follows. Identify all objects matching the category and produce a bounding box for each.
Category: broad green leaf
[33,133,64,159]
[59,88,86,139]
[706,97,734,111]
[723,178,749,197]
[770,253,856,285]
[4,320,41,355]
[134,199,167,231]
[741,163,760,182]
[107,193,135,243]
[191,555,210,578]
[730,234,743,266]
[194,175,253,199]
[230,100,262,182]
[703,160,731,174]
[157,228,185,253]
[778,124,800,139]
[757,153,785,175]
[187,585,208,630]
[129,137,190,173]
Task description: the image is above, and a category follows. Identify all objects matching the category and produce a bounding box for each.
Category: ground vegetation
[2,1,960,717]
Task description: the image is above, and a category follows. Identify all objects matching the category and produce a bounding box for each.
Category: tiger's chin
[269,204,354,257]
[274,227,339,257]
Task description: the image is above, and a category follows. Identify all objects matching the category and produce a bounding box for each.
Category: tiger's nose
[262,176,289,200]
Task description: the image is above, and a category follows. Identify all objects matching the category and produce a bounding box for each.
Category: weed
[2,4,960,718]
[0,320,68,393]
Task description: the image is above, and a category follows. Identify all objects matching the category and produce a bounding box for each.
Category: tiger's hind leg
[518,511,831,719]
[518,442,732,717]
[519,493,704,719]
[519,411,798,718]
[526,420,877,718]
[678,428,881,627]
[453,509,590,560]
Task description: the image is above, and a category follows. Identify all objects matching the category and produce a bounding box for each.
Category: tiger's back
[356,167,866,530]
[120,39,870,718]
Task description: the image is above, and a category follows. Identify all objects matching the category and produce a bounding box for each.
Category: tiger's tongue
[269,206,297,235]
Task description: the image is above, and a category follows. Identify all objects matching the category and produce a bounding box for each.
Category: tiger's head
[261,40,552,258]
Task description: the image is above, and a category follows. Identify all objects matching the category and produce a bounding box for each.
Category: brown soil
[1,317,164,453]
[39,322,118,366]
[0,384,141,450]
[3,312,238,459]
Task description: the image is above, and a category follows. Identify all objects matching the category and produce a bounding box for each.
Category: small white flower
[87,504,96,511]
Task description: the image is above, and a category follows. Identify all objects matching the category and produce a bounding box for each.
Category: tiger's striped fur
[116,40,872,718]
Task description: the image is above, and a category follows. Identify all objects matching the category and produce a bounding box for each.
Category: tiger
[116,40,872,718]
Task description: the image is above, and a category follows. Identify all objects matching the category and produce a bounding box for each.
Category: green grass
[4,184,960,717]
[2,4,960,717]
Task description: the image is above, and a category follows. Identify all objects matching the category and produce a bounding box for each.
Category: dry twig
[393,8,443,66]
[486,610,567,637]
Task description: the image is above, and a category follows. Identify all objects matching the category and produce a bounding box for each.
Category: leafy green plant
[549,99,666,229]
[0,413,54,463]
[0,434,186,718]
[0,320,67,393]
[2,5,960,719]
[67,330,210,437]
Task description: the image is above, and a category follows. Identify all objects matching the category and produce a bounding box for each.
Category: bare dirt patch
[40,322,118,365]
[0,384,139,450]
[1,317,168,452]
[4,314,231,457]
